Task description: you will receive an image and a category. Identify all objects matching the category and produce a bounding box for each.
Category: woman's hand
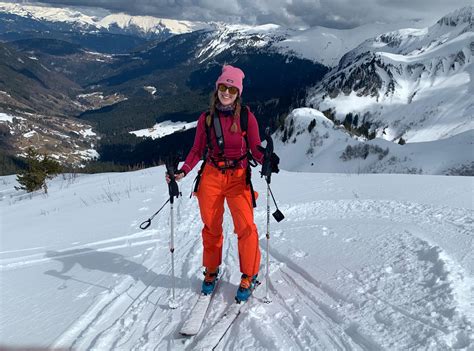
[165,170,186,183]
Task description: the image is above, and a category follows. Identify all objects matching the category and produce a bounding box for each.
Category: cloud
[7,0,473,28]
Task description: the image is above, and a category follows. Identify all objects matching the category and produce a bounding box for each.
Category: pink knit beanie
[215,65,245,95]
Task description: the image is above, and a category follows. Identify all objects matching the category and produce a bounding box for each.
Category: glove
[258,145,280,174]
[269,152,280,173]
[165,169,186,183]
[175,169,186,177]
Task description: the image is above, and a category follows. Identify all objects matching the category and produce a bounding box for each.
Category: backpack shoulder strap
[213,109,225,154]
[240,105,257,208]
[240,105,250,150]
[241,105,257,165]
[240,105,249,135]
[204,110,213,154]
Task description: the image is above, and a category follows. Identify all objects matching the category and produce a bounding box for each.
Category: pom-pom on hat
[215,65,245,95]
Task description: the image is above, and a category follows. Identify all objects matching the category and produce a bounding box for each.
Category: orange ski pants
[196,165,260,277]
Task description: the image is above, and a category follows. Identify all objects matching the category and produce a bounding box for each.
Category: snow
[73,148,100,161]
[195,20,433,66]
[77,92,104,99]
[78,128,96,137]
[0,112,14,123]
[0,1,99,27]
[23,130,37,138]
[0,1,209,36]
[274,108,474,175]
[97,13,209,35]
[143,86,157,95]
[308,10,473,143]
[0,1,434,68]
[274,19,432,67]
[130,120,198,140]
[0,164,472,350]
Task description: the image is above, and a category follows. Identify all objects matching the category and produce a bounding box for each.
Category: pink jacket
[180,107,264,174]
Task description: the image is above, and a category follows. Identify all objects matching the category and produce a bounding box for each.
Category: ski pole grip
[260,128,274,182]
[165,156,181,201]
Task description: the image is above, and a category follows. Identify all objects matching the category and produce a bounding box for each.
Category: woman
[167,65,275,302]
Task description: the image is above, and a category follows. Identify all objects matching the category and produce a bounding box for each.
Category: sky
[7,0,474,29]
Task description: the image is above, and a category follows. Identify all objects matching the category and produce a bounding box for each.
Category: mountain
[2,3,470,175]
[274,108,473,175]
[0,19,328,172]
[0,1,209,37]
[71,27,328,168]
[0,41,82,115]
[306,6,473,144]
[0,41,128,171]
[0,2,210,54]
[273,19,432,67]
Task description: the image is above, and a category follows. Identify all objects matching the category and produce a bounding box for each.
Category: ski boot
[235,274,259,303]
[201,267,220,295]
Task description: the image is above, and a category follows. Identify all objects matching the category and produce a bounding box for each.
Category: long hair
[207,91,242,133]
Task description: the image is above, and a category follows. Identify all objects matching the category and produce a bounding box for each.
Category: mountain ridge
[306,6,473,144]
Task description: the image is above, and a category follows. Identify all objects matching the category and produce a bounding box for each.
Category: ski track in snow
[31,200,472,350]
[2,184,472,349]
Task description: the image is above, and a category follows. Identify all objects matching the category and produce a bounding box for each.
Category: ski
[193,282,260,350]
[179,271,223,336]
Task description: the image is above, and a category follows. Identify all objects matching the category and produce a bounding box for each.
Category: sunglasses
[218,84,239,95]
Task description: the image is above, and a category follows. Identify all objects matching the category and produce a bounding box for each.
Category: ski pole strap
[139,198,170,229]
[245,164,257,208]
[249,179,257,208]
[190,161,207,197]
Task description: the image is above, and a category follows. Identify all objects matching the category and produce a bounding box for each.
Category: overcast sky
[10,0,474,28]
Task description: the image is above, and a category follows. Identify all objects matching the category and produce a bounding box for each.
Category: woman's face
[217,84,239,106]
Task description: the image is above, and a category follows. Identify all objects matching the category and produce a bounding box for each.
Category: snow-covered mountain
[1,2,472,176]
[194,23,290,63]
[0,1,431,66]
[306,6,473,144]
[191,19,433,66]
[0,1,210,37]
[274,108,473,175]
[273,19,432,67]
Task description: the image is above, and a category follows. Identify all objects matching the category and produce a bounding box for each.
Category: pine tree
[15,148,62,194]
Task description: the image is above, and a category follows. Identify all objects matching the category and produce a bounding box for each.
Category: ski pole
[166,156,181,309]
[265,181,271,303]
[260,127,285,304]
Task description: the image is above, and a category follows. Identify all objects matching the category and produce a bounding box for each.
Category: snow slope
[129,120,198,140]
[1,166,472,350]
[274,108,474,175]
[274,19,432,67]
